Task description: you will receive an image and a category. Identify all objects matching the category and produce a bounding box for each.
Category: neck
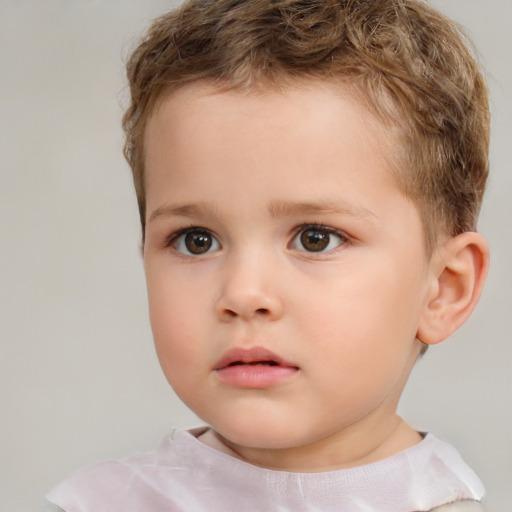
[199,414,422,472]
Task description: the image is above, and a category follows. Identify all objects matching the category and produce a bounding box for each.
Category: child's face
[143,83,435,468]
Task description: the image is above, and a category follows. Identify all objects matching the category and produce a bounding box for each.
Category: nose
[214,253,284,323]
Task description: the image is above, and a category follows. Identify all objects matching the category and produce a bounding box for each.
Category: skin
[142,82,475,472]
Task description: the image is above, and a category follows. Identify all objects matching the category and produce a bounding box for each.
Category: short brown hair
[123,0,490,250]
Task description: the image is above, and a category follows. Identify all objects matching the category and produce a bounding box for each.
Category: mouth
[213,346,297,371]
[213,347,299,389]
[227,361,280,366]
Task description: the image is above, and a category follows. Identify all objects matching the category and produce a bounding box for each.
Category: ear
[417,232,489,345]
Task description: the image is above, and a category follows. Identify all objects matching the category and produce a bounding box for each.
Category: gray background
[0,1,510,511]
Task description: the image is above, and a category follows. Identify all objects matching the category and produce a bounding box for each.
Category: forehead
[144,81,396,183]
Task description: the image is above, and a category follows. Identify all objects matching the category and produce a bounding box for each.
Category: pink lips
[213,347,299,389]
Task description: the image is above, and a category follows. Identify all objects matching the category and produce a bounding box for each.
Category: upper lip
[213,346,298,370]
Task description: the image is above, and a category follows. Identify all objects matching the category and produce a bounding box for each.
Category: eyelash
[165,226,205,244]
[163,223,349,255]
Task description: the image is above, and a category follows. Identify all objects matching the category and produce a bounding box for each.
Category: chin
[210,414,317,451]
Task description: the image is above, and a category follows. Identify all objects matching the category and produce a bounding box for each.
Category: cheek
[295,265,422,367]
[149,300,208,408]
[147,261,209,329]
[146,273,209,373]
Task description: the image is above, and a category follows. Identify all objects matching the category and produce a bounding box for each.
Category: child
[46,0,491,510]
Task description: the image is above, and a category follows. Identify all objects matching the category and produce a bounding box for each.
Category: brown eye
[185,232,212,254]
[291,226,345,253]
[173,229,220,255]
[300,229,330,252]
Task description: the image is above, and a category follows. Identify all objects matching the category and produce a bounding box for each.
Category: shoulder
[45,432,189,512]
[413,434,485,499]
[46,458,142,512]
[408,434,486,512]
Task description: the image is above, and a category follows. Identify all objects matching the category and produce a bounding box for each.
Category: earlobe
[417,232,489,345]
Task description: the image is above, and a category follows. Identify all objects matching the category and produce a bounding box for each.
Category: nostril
[219,307,270,321]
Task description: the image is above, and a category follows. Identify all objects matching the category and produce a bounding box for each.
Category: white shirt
[46,427,484,512]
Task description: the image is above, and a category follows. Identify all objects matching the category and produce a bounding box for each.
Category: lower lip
[215,364,298,389]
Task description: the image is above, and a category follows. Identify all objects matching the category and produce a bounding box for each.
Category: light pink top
[46,427,484,512]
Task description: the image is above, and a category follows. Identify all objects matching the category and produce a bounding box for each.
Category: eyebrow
[149,203,218,223]
[149,199,379,223]
[267,199,379,221]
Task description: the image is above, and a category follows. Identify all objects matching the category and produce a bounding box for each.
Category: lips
[214,346,296,370]
[213,346,299,389]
